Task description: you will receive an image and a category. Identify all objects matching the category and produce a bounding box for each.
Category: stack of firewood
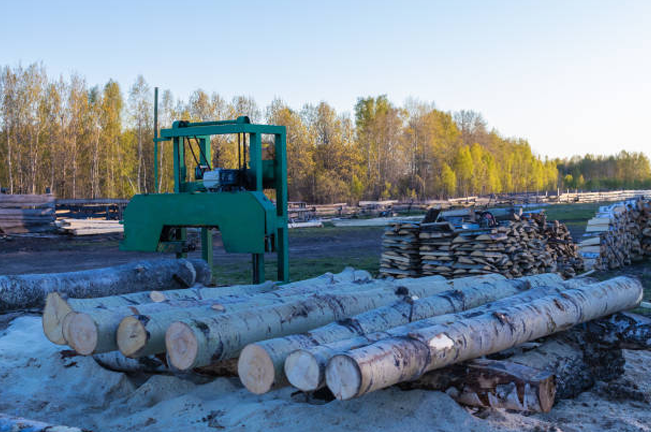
[379,221,421,278]
[415,214,583,279]
[580,198,651,270]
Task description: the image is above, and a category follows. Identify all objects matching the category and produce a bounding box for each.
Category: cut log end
[238,344,276,394]
[67,312,98,355]
[166,321,199,371]
[42,292,72,345]
[149,291,166,303]
[117,316,148,358]
[326,354,361,400]
[285,349,321,392]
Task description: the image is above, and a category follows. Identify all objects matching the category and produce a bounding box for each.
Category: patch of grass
[212,252,380,285]
[287,225,382,239]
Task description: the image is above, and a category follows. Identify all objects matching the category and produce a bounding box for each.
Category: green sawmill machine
[120,89,289,284]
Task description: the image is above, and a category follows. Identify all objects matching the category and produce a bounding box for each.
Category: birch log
[1,258,207,313]
[165,275,478,371]
[43,267,370,346]
[0,413,84,432]
[283,282,573,394]
[325,276,642,400]
[239,273,562,394]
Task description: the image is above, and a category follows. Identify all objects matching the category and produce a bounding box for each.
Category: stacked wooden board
[0,194,55,234]
[40,269,650,413]
[56,218,123,236]
[382,214,583,280]
[379,221,421,278]
[579,197,651,270]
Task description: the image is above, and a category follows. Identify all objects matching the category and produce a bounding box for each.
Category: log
[401,359,556,413]
[283,280,575,394]
[165,275,489,371]
[1,258,210,313]
[325,276,642,400]
[239,274,563,394]
[40,259,211,344]
[43,267,369,346]
[0,413,85,432]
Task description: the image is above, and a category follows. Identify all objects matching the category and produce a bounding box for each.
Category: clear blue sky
[1,0,649,159]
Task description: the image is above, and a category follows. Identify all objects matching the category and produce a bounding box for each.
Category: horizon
[1,0,649,160]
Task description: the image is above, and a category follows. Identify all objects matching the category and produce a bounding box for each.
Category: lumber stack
[379,221,421,278]
[579,197,651,270]
[56,217,123,236]
[0,193,55,234]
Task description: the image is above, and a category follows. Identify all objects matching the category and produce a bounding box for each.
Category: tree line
[1,63,650,202]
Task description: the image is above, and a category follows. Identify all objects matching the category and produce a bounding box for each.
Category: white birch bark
[165,274,478,371]
[325,276,642,400]
[239,274,558,394]
[3,258,204,312]
[283,281,575,393]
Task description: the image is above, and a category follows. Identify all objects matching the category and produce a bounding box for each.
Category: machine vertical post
[153,87,159,193]
[198,136,213,279]
[275,131,289,282]
[249,132,265,283]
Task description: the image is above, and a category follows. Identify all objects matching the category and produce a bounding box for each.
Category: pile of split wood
[40,267,648,413]
[381,213,583,279]
[379,221,421,278]
[56,218,123,236]
[0,193,55,234]
[579,197,651,270]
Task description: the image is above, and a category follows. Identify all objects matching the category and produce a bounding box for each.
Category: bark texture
[240,273,563,394]
[325,276,642,400]
[166,274,484,371]
[284,281,574,393]
[3,258,204,312]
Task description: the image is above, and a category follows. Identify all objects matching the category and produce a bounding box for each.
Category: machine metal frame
[120,110,289,284]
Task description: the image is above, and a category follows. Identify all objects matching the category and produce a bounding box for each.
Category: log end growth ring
[166,321,199,371]
[117,316,148,358]
[67,312,98,355]
[285,350,321,392]
[326,354,362,400]
[238,344,275,394]
[42,292,72,345]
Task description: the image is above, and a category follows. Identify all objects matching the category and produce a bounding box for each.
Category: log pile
[382,213,583,280]
[379,221,421,278]
[40,267,647,414]
[579,197,651,270]
[0,193,55,234]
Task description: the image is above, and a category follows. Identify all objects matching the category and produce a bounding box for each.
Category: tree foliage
[0,63,649,201]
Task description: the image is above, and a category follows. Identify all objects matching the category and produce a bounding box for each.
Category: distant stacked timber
[579,197,651,270]
[56,218,123,236]
[379,221,421,278]
[0,194,55,234]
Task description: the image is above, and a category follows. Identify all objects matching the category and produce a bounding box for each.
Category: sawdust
[1,316,650,432]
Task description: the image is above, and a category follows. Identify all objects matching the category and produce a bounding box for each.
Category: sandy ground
[1,315,650,432]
